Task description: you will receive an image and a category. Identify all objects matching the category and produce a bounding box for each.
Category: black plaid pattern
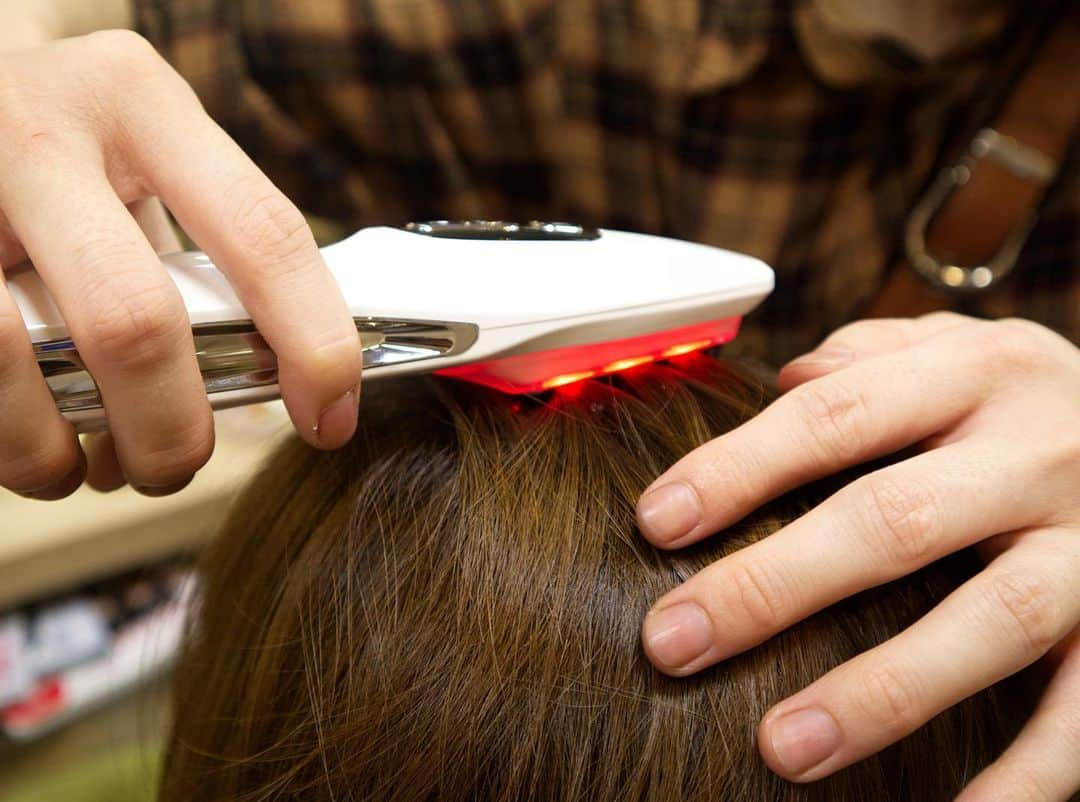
[135,0,1078,364]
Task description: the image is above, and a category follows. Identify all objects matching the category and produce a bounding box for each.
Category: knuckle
[128,419,214,486]
[1027,776,1060,802]
[304,328,364,381]
[823,319,902,350]
[84,29,161,76]
[79,30,196,124]
[998,317,1052,340]
[1000,762,1059,802]
[792,380,869,464]
[920,311,966,325]
[981,320,1053,373]
[859,473,941,566]
[229,186,314,272]
[81,272,187,370]
[856,663,923,737]
[308,326,363,361]
[711,443,767,513]
[726,559,792,632]
[1,445,74,493]
[986,571,1061,655]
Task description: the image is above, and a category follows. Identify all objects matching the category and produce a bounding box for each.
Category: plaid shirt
[135,0,1077,364]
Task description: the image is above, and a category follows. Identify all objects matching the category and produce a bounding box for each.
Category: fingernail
[637,482,702,544]
[133,477,194,497]
[786,347,854,370]
[643,602,714,673]
[767,707,842,777]
[315,386,359,447]
[24,462,86,501]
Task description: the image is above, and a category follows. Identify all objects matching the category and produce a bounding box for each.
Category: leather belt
[867,1,1080,318]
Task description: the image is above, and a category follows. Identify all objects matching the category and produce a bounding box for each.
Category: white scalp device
[12,221,774,432]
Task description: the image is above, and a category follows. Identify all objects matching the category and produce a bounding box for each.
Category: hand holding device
[15,221,773,432]
[0,31,363,498]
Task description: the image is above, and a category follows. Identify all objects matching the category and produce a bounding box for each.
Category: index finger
[636,325,1000,548]
[120,71,362,449]
[777,313,970,391]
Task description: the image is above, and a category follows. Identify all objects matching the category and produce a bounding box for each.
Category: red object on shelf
[436,317,740,394]
[2,676,65,731]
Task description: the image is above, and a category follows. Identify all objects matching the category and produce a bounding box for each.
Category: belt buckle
[904,127,1057,292]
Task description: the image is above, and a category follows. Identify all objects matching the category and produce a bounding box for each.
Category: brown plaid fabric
[134,0,1077,364]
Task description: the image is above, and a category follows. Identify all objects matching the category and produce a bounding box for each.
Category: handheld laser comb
[12,221,775,432]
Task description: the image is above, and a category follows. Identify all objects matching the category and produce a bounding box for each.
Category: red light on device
[542,370,597,390]
[437,317,741,394]
[602,355,656,373]
[661,339,714,358]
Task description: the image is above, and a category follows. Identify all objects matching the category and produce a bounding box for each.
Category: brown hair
[161,355,1035,801]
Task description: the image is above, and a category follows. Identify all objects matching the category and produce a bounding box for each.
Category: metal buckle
[904,128,1057,292]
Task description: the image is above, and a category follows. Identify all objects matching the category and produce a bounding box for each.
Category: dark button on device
[404,220,601,241]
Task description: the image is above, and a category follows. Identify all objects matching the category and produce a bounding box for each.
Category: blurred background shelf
[0,676,170,802]
[0,403,293,801]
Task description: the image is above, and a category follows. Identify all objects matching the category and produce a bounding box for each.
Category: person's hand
[637,313,1080,799]
[0,31,363,499]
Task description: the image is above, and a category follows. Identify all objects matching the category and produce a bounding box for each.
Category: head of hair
[160,355,1035,802]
